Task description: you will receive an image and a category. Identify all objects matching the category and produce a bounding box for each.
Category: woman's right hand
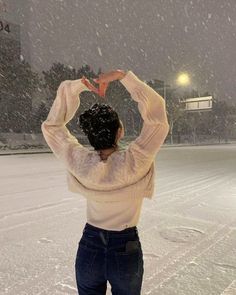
[93,70,126,84]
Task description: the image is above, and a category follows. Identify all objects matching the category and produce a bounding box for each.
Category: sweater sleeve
[41,79,91,165]
[120,70,169,165]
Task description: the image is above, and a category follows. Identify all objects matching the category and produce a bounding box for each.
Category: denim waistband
[84,222,138,235]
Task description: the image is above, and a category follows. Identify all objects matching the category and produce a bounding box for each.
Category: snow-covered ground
[0,144,236,295]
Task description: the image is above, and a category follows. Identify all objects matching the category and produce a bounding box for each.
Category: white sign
[183,96,213,111]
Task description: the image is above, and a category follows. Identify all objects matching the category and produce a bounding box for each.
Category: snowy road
[0,145,236,295]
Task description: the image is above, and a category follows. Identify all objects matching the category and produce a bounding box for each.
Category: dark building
[0,19,21,62]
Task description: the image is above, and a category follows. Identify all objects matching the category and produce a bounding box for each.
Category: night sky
[6,0,236,103]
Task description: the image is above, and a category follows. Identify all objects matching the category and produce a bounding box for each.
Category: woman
[41,69,169,294]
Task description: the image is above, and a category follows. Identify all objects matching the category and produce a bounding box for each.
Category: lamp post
[155,84,171,100]
[155,73,191,145]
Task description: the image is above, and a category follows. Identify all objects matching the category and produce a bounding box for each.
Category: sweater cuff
[70,79,91,96]
[119,70,142,93]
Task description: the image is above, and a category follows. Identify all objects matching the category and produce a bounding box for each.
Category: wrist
[116,70,127,80]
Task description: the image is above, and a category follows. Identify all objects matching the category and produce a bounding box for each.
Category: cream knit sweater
[41,70,169,230]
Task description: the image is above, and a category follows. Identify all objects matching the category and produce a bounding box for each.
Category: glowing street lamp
[176,72,190,86]
[152,72,191,100]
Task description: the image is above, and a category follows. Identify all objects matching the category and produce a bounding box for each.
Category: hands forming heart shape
[81,76,109,98]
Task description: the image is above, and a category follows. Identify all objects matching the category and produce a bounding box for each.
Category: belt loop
[99,231,107,245]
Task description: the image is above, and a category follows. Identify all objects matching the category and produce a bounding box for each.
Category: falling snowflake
[97,47,102,56]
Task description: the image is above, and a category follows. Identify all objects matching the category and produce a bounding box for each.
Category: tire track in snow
[145,222,235,294]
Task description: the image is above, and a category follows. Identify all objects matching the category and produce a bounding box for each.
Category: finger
[81,78,91,88]
[93,78,99,83]
[98,83,105,97]
[81,78,99,93]
[98,82,109,97]
[102,82,109,97]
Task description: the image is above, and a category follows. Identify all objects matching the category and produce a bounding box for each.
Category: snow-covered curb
[1,142,236,155]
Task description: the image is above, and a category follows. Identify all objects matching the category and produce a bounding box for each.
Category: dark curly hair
[79,103,122,150]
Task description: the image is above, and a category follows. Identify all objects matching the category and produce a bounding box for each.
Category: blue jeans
[75,222,144,295]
